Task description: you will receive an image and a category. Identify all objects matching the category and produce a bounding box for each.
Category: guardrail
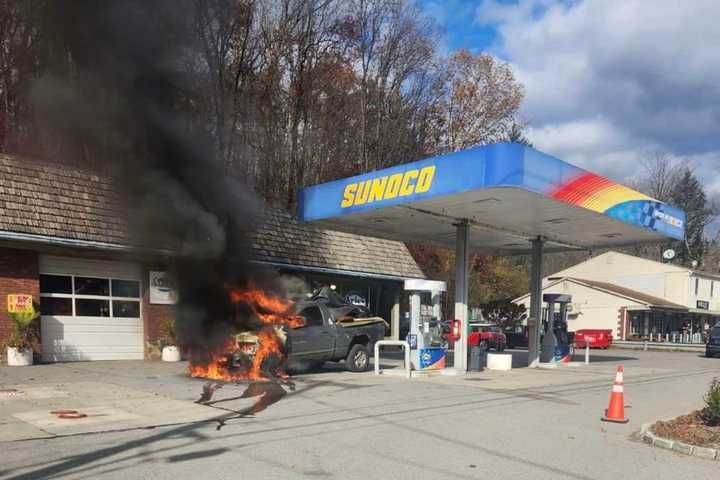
[613,340,705,352]
[642,333,706,344]
[374,340,411,379]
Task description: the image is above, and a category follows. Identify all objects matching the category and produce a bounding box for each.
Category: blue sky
[419,0,498,54]
[417,0,720,234]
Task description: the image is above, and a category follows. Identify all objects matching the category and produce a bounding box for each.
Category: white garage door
[39,255,143,361]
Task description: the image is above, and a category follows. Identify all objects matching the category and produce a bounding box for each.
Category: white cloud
[476,0,720,195]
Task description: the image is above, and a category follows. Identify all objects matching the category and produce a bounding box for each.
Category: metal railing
[643,332,706,344]
[374,340,411,379]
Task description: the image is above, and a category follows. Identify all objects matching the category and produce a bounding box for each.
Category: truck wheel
[346,344,370,372]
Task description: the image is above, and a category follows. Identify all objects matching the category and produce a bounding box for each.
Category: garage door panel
[39,255,144,362]
[39,256,141,280]
[42,317,142,333]
[42,349,144,362]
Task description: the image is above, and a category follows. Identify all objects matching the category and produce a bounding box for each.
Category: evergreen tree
[670,167,715,267]
[505,122,533,147]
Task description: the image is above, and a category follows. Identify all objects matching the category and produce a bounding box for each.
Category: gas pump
[540,293,572,364]
[404,279,447,370]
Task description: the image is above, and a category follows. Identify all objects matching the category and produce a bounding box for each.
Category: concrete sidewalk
[0,361,235,442]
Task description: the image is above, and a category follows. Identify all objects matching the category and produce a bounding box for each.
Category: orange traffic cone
[602,365,629,423]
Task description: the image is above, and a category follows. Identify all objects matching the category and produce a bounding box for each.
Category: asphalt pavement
[1,349,719,480]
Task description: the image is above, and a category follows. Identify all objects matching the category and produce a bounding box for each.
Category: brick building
[0,154,423,362]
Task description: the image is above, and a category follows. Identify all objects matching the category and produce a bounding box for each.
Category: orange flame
[188,284,304,382]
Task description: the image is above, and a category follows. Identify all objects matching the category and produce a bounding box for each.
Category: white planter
[486,353,512,371]
[162,346,181,362]
[6,347,33,366]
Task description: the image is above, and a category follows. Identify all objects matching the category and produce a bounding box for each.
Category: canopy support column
[454,220,469,373]
[390,290,400,340]
[528,236,544,367]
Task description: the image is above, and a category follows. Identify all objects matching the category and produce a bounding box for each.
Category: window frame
[39,273,142,319]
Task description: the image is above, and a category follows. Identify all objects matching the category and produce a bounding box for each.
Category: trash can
[469,345,487,372]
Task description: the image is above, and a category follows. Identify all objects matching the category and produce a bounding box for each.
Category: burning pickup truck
[190,286,387,381]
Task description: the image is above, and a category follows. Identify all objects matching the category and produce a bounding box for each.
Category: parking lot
[1,349,719,480]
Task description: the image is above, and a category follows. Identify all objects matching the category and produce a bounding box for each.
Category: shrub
[4,303,40,350]
[157,317,177,348]
[701,377,720,426]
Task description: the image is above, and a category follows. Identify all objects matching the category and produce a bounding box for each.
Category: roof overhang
[688,308,720,315]
[299,143,685,255]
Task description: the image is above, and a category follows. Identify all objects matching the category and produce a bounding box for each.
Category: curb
[640,422,720,461]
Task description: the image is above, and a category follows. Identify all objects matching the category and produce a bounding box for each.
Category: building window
[112,300,140,318]
[712,281,715,298]
[111,279,140,298]
[695,277,699,295]
[39,297,72,316]
[40,274,72,294]
[75,277,110,296]
[40,274,141,319]
[76,299,111,317]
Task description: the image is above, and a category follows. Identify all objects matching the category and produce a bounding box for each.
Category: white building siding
[515,280,639,337]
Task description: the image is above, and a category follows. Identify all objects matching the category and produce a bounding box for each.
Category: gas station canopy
[299,143,685,254]
[299,142,686,371]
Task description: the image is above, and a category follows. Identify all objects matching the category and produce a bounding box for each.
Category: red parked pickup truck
[467,323,507,351]
[574,329,613,349]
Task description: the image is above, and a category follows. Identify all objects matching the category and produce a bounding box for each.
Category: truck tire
[346,344,370,372]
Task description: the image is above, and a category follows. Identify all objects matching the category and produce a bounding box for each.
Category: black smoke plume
[30,0,264,356]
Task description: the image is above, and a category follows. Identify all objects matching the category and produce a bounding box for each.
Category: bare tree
[428,49,524,153]
[636,151,683,201]
[0,0,42,154]
[0,0,529,215]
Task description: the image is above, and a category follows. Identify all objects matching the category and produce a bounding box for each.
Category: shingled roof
[0,154,128,245]
[249,209,425,279]
[0,154,424,279]
[568,278,686,309]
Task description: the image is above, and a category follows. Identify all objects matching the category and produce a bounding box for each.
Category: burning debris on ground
[187,283,306,384]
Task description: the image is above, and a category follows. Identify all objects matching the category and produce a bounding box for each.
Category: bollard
[643,340,648,351]
[585,343,590,365]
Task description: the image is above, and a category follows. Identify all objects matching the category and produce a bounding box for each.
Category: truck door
[289,304,335,359]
